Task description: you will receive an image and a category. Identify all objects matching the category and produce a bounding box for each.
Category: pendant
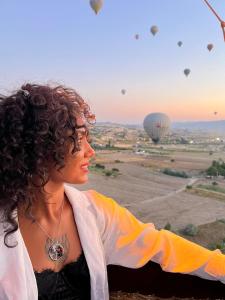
[48,242,65,261]
[45,235,69,263]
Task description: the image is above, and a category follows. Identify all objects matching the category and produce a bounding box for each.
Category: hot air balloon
[121,89,126,95]
[90,0,103,14]
[214,111,218,115]
[150,25,158,36]
[207,43,213,51]
[143,113,171,144]
[184,68,191,77]
[177,41,183,47]
[134,34,139,40]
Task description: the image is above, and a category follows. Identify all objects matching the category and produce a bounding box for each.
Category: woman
[0,83,225,300]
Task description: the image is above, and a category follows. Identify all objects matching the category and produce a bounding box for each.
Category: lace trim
[34,251,84,275]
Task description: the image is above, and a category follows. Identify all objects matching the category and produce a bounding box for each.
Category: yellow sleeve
[86,190,225,284]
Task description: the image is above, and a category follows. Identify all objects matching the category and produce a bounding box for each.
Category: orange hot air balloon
[90,0,103,14]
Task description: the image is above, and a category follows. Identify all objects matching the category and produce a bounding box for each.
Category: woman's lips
[80,163,89,172]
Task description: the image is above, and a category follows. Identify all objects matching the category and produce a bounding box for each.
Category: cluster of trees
[162,168,189,178]
[209,237,225,254]
[179,224,198,236]
[163,223,199,237]
[92,139,128,151]
[206,159,225,177]
[175,137,189,144]
[92,163,120,177]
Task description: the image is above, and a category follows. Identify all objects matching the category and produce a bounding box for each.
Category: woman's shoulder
[64,183,119,213]
[83,189,121,215]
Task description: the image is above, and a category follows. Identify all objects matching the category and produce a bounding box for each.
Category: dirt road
[139,178,199,205]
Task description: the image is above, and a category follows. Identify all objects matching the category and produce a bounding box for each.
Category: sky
[0,0,225,124]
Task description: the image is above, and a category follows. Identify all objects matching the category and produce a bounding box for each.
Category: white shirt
[0,184,225,300]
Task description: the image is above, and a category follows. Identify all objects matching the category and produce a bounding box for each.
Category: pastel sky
[0,0,225,124]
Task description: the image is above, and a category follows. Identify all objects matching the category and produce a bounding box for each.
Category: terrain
[73,123,225,299]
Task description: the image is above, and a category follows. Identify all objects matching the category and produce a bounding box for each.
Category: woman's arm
[85,190,225,284]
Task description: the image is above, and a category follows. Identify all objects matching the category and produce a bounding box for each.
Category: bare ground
[74,150,225,299]
[79,152,225,232]
[179,220,225,249]
[109,291,221,300]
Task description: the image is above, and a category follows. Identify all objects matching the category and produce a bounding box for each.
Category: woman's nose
[86,143,95,158]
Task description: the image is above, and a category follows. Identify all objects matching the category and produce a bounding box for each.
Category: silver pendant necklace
[45,235,69,263]
[34,197,66,262]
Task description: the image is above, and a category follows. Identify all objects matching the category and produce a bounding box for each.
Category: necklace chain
[34,197,65,242]
[34,197,66,262]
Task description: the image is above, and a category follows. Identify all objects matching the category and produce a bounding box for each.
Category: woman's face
[49,123,95,185]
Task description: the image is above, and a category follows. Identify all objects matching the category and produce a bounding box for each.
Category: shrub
[170,159,175,162]
[164,222,171,230]
[208,240,225,254]
[186,185,192,189]
[95,163,105,169]
[163,168,189,178]
[104,170,113,176]
[112,168,119,172]
[212,181,218,186]
[114,160,121,163]
[179,224,198,236]
[218,218,225,224]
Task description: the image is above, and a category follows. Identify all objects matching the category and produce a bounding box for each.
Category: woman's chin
[74,176,89,185]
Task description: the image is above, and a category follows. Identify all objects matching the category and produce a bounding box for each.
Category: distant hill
[172,120,225,133]
[97,120,225,133]
[96,122,142,129]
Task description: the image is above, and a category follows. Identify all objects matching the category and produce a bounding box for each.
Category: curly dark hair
[0,83,95,247]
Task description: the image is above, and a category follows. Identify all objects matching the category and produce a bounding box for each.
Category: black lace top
[34,251,91,300]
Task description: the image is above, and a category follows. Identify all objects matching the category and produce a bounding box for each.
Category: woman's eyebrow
[76,125,89,136]
[75,124,86,129]
[75,124,87,132]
